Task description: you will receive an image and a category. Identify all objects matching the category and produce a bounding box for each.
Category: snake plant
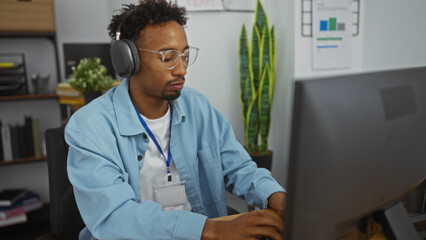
[239,0,276,155]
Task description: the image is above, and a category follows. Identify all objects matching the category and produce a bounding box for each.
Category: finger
[252,211,284,233]
[254,225,283,240]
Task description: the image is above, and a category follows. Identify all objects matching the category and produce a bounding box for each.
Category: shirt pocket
[193,147,225,205]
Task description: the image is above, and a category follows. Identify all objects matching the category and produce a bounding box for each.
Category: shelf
[0,93,58,102]
[0,156,47,166]
[0,32,55,38]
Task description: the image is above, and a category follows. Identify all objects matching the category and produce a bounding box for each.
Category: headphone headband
[115,21,122,40]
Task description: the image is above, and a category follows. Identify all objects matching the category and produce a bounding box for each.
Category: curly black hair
[108,0,187,41]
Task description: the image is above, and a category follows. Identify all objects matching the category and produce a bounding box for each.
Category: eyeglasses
[138,46,199,70]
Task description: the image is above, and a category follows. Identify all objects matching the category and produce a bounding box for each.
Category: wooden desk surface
[211,209,387,240]
[211,209,279,221]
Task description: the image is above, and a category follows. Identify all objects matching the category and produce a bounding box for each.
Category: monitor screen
[63,43,115,79]
[285,67,426,239]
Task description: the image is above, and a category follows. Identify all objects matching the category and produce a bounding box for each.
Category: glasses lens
[162,48,199,69]
[185,48,198,67]
[163,50,179,69]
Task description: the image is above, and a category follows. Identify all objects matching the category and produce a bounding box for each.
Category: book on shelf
[56,81,121,106]
[0,191,42,220]
[0,120,3,161]
[9,125,20,159]
[56,82,82,97]
[0,213,27,228]
[24,116,35,158]
[0,116,42,162]
[31,119,41,158]
[0,189,27,207]
[0,205,25,220]
[0,124,12,162]
[17,125,26,158]
[0,190,42,228]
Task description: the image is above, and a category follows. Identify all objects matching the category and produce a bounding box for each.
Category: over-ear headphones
[110,20,141,78]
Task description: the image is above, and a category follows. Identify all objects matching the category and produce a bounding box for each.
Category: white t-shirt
[139,106,192,211]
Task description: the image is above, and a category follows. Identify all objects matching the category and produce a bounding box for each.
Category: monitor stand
[374,202,421,240]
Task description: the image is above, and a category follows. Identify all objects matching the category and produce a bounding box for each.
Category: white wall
[184,12,252,141]
[362,0,426,71]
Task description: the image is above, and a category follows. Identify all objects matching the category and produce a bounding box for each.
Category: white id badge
[153,181,187,208]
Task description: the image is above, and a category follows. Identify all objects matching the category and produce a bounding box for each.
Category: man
[65,0,286,239]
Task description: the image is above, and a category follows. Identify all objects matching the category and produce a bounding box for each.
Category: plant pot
[83,92,102,104]
[251,150,273,171]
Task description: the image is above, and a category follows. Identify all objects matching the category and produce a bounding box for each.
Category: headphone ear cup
[122,39,141,74]
[110,39,141,78]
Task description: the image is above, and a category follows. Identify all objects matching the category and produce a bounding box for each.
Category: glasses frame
[138,46,200,70]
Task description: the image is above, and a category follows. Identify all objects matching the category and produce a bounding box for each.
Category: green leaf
[258,64,271,154]
[255,0,268,37]
[269,25,276,104]
[261,24,271,79]
[251,24,261,91]
[270,25,276,74]
[246,93,259,153]
[239,25,251,126]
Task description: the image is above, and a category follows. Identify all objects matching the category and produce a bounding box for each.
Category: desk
[212,209,387,240]
[211,209,279,221]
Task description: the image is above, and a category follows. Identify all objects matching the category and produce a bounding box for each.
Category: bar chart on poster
[312,0,352,70]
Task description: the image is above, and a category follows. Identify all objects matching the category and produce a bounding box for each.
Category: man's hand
[201,210,283,240]
[267,192,286,219]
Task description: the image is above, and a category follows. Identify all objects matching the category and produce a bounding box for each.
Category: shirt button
[142,133,148,139]
[137,155,143,161]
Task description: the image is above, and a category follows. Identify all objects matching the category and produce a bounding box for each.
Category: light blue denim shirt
[65,78,285,240]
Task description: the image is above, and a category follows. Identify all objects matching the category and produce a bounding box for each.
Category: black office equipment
[36,126,84,240]
[63,43,115,79]
[285,67,426,239]
[0,53,28,95]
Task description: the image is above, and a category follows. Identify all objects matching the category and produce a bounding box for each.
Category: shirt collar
[113,78,186,136]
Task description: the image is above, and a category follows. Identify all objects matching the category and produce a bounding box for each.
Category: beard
[161,91,181,100]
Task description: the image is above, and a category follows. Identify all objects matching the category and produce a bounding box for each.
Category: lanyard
[132,102,173,182]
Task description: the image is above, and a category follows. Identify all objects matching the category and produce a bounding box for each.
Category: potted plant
[239,0,276,170]
[69,57,114,104]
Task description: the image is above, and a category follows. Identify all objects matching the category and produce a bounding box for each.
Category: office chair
[37,126,84,240]
[37,126,239,240]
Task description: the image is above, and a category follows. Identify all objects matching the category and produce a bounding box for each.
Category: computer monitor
[285,66,426,239]
[63,43,115,79]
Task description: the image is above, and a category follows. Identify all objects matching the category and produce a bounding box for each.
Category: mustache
[167,77,185,85]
